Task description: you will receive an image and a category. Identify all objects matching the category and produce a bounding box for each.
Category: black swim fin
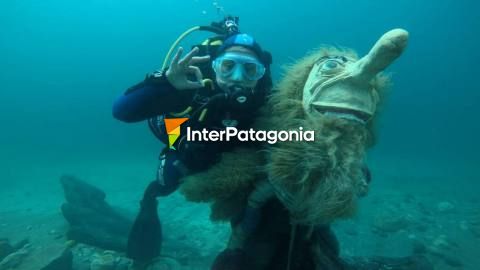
[127,180,162,263]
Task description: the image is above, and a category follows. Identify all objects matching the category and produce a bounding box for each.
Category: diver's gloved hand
[166,47,210,90]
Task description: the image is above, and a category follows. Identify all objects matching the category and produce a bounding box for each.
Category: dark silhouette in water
[39,249,73,270]
[60,175,134,251]
[60,175,162,265]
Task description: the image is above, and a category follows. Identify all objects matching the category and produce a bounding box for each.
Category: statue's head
[302,29,409,124]
[264,29,409,225]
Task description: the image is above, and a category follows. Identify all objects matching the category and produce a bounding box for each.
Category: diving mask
[212,52,266,81]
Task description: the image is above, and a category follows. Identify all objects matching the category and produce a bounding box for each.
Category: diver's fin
[127,181,162,263]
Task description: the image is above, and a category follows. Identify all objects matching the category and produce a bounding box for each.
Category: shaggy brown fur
[265,114,368,224]
[257,47,390,224]
[180,147,263,221]
[180,46,390,224]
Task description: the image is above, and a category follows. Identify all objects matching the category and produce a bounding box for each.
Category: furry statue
[181,29,432,270]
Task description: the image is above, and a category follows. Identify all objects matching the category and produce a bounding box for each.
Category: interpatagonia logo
[163,117,314,149]
[164,118,188,150]
[186,127,314,144]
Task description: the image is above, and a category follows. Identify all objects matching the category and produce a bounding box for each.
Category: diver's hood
[302,29,409,121]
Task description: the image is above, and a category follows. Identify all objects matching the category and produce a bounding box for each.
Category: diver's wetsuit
[114,68,271,262]
[113,70,269,196]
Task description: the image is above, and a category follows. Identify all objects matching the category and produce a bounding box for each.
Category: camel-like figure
[181,29,432,270]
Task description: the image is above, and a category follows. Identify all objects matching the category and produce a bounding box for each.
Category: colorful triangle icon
[164,118,188,149]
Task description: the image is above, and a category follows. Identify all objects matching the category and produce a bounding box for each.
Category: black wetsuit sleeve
[112,74,191,123]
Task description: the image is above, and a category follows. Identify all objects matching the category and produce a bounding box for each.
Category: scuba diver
[112,16,273,264]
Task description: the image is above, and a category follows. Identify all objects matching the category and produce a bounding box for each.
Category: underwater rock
[0,239,14,262]
[403,193,416,204]
[65,222,128,251]
[74,243,95,258]
[345,255,433,270]
[372,211,410,235]
[90,250,117,270]
[442,254,463,268]
[470,226,480,238]
[71,244,94,270]
[0,238,29,262]
[423,234,463,268]
[411,239,428,255]
[416,202,433,217]
[459,220,469,231]
[145,256,182,270]
[468,209,480,238]
[115,256,132,270]
[60,175,133,251]
[413,223,429,233]
[0,243,30,270]
[436,201,455,213]
[430,234,454,253]
[39,249,73,270]
[12,239,29,250]
[61,175,106,207]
